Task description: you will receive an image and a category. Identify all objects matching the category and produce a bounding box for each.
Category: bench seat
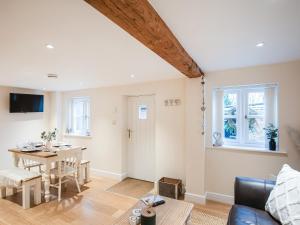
[0,167,42,209]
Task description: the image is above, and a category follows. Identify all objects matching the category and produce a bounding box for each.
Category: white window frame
[217,84,278,149]
[67,97,91,136]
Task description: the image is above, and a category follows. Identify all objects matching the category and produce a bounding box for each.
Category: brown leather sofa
[227,177,281,225]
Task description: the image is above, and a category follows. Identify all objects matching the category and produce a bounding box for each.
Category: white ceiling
[151,0,300,71]
[0,0,182,91]
[0,0,300,91]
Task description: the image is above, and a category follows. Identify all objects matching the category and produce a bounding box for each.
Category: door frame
[125,94,156,182]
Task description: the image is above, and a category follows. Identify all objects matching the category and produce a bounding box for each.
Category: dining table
[8,146,85,202]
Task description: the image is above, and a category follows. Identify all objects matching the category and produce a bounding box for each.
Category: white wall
[49,92,62,131]
[59,61,300,204]
[1,60,299,205]
[205,60,300,198]
[0,86,50,169]
[184,78,206,203]
[61,79,186,182]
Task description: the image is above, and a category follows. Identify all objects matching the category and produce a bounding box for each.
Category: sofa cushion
[228,205,280,225]
[265,164,300,225]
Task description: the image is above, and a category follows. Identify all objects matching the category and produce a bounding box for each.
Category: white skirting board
[91,168,127,181]
[184,192,234,205]
[91,169,234,205]
[184,192,206,204]
[205,192,234,205]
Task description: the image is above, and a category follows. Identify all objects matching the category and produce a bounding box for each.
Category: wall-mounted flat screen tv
[10,93,44,113]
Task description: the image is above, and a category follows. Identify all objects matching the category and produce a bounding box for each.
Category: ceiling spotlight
[47,74,58,78]
[256,42,265,48]
[130,74,135,78]
[46,44,54,49]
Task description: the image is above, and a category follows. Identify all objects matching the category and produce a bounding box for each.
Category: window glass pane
[224,118,237,140]
[70,98,90,135]
[139,105,147,120]
[224,93,237,116]
[73,101,84,119]
[248,117,265,142]
[75,116,83,131]
[248,92,264,116]
[73,100,84,133]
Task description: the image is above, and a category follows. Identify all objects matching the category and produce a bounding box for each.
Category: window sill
[63,134,92,139]
[207,145,288,156]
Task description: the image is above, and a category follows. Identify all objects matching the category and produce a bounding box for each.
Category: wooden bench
[0,168,42,209]
[81,160,91,183]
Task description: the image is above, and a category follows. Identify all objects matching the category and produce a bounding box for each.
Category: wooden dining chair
[21,159,42,173]
[50,148,82,202]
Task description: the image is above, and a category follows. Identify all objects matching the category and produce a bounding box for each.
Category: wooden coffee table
[112,197,193,225]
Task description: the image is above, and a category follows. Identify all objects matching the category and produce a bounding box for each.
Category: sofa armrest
[234,177,275,210]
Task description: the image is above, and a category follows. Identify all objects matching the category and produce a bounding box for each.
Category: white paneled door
[127,95,155,182]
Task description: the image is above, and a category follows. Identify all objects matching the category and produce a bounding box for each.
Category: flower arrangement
[41,129,57,149]
[264,123,278,140]
[264,123,278,151]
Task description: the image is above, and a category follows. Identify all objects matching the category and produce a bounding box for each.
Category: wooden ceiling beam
[84,0,204,78]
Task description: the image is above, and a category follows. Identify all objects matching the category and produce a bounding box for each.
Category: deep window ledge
[207,145,287,156]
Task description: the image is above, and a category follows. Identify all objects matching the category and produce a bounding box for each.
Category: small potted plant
[264,124,278,151]
[41,128,57,149]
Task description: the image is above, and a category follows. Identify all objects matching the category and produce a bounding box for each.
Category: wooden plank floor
[106,178,154,199]
[0,177,231,225]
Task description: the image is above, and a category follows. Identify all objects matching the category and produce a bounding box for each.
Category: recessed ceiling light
[256,42,265,48]
[130,74,135,78]
[46,44,54,49]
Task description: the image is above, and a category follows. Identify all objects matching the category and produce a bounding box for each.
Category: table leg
[44,162,51,202]
[78,165,84,185]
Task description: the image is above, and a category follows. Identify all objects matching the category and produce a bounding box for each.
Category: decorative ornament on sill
[213,131,223,147]
[201,75,206,135]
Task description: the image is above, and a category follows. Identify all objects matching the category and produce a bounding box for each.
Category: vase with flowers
[264,123,278,151]
[41,128,57,150]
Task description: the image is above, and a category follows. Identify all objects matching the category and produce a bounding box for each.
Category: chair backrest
[56,148,82,173]
[21,159,39,168]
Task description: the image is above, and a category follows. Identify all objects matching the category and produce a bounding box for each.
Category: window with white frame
[212,84,278,149]
[67,97,91,136]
